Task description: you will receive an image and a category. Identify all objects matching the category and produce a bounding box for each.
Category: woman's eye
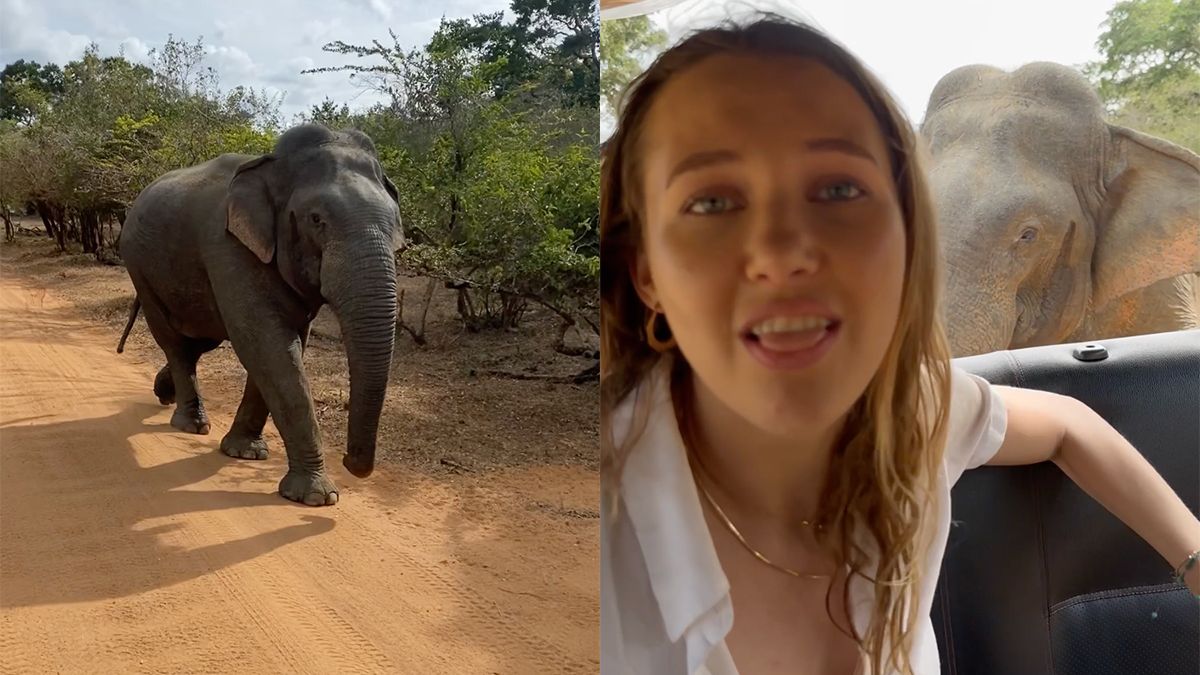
[684,195,738,215]
[816,181,865,201]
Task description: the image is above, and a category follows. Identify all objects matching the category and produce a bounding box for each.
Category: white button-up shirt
[601,362,1008,675]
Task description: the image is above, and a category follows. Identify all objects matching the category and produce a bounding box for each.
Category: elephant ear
[1093,125,1200,308]
[382,173,399,205]
[226,155,278,264]
[382,173,407,253]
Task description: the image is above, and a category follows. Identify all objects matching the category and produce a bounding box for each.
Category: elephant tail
[117,296,140,354]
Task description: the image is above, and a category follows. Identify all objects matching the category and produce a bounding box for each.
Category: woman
[598,15,1200,675]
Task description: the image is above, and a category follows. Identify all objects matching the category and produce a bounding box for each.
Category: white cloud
[0,0,38,36]
[368,0,392,21]
[286,56,315,72]
[77,4,128,40]
[261,57,312,86]
[203,44,256,78]
[0,0,94,65]
[8,27,94,65]
[119,36,152,63]
[300,19,336,47]
[341,0,393,21]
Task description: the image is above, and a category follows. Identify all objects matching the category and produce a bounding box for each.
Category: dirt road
[0,273,598,674]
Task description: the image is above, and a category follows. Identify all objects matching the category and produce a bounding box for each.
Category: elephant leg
[219,376,270,460]
[127,277,177,406]
[226,322,337,506]
[221,321,313,461]
[167,337,221,435]
[137,296,215,435]
[153,364,175,405]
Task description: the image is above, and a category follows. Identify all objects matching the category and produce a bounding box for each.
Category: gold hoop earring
[645,309,676,352]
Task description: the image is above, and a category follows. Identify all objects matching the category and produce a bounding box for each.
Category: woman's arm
[988,385,1200,595]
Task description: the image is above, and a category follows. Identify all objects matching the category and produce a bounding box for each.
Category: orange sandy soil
[0,224,599,674]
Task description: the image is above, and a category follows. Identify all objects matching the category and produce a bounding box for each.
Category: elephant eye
[310,213,322,225]
[1018,227,1038,242]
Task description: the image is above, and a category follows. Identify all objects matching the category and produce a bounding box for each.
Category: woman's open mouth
[741,316,841,370]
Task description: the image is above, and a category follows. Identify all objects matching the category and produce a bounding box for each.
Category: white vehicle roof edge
[600,0,689,20]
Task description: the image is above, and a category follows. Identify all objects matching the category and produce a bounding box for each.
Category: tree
[0,125,32,240]
[600,15,667,115]
[144,36,280,166]
[1086,0,1200,152]
[0,37,280,260]
[307,97,352,128]
[308,28,495,244]
[0,60,65,125]
[306,11,599,340]
[512,0,600,108]
[434,12,535,101]
[432,0,599,109]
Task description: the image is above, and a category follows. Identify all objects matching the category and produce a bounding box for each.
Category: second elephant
[920,62,1199,356]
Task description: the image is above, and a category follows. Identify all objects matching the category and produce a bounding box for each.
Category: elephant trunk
[943,256,1017,357]
[325,234,397,478]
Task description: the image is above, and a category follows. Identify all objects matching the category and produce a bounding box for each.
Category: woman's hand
[1183,554,1200,597]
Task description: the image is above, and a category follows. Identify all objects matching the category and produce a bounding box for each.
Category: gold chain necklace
[690,460,832,581]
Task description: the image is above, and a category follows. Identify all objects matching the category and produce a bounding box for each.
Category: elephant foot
[170,403,210,435]
[220,432,269,460]
[279,470,339,507]
[154,366,175,405]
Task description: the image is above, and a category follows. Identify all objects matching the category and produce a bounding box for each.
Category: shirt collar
[616,358,732,645]
[613,359,887,671]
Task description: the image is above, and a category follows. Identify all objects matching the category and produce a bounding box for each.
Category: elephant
[919,62,1200,356]
[116,123,405,506]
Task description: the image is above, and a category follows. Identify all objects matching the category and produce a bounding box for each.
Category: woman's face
[634,53,908,437]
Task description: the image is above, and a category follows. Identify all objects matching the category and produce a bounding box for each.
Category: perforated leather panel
[933,330,1200,675]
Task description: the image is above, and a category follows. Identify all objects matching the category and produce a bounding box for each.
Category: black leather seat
[934,330,1200,675]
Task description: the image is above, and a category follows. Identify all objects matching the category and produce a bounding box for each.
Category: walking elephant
[920,62,1200,356]
[117,123,405,506]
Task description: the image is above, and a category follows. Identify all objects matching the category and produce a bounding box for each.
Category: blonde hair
[600,15,953,675]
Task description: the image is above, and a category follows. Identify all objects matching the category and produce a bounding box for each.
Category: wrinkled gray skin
[920,62,1200,356]
[118,124,405,506]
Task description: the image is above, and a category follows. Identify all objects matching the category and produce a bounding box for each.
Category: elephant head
[919,62,1200,356]
[226,123,406,477]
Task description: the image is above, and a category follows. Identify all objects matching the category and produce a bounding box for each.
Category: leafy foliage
[306,2,599,333]
[0,38,280,258]
[599,15,667,115]
[1,2,598,343]
[1085,0,1200,152]
[0,60,66,126]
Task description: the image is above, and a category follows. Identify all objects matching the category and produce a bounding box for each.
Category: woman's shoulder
[607,358,674,448]
[941,364,1009,485]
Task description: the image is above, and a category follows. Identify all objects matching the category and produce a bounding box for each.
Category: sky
[602,0,1121,135]
[0,0,1127,130]
[0,0,511,122]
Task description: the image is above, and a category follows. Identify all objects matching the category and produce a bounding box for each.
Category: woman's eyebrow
[666,149,740,187]
[805,137,879,165]
[665,138,879,188]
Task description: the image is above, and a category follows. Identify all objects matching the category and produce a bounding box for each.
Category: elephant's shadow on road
[0,399,333,608]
